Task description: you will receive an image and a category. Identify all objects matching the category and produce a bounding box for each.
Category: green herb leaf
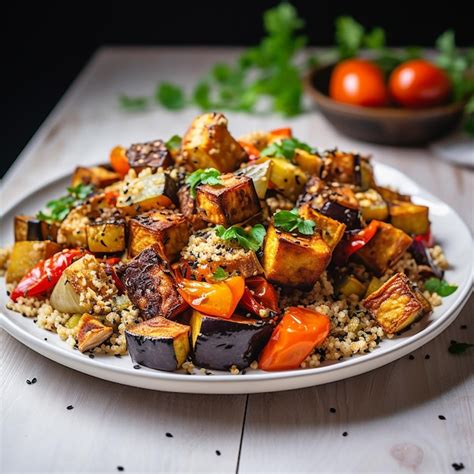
[274,209,315,235]
[156,82,186,110]
[186,168,222,197]
[119,94,149,111]
[424,277,458,297]
[165,135,182,151]
[193,81,213,110]
[260,137,312,161]
[448,340,474,354]
[215,224,266,252]
[212,267,229,281]
[335,16,365,59]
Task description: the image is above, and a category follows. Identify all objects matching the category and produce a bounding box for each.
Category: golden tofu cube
[77,314,113,352]
[298,204,346,251]
[390,202,430,235]
[294,149,323,175]
[263,223,331,289]
[196,173,261,226]
[357,221,413,276]
[86,217,126,253]
[71,166,121,188]
[181,113,247,172]
[363,272,431,334]
[128,210,190,261]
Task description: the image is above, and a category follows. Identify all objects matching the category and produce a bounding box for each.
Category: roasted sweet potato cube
[355,189,389,222]
[126,140,173,172]
[181,113,247,172]
[390,202,429,235]
[77,314,113,352]
[128,210,190,261]
[357,221,413,275]
[263,223,331,289]
[71,166,121,188]
[86,217,126,253]
[116,247,186,320]
[177,185,207,230]
[196,174,261,226]
[376,186,411,203]
[363,272,431,334]
[322,151,359,184]
[298,204,346,251]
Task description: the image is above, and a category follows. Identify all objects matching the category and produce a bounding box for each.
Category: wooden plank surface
[1,47,473,473]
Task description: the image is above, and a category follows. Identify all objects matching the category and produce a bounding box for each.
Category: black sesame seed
[26,379,31,385]
[114,354,122,358]
[452,463,464,471]
[67,405,74,410]
[439,415,446,420]
[89,354,95,359]
[133,364,141,370]
[44,337,48,341]
[329,407,336,413]
[31,378,37,384]
[215,450,221,456]
[165,432,173,438]
[460,325,467,330]
[425,354,430,360]
[117,467,124,472]
[342,432,348,437]
[409,355,415,360]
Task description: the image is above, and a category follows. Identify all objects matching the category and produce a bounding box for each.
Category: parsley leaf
[212,267,228,281]
[424,277,458,297]
[448,340,474,354]
[119,94,149,111]
[215,224,266,252]
[186,168,222,197]
[261,137,312,161]
[165,135,182,152]
[274,209,315,235]
[155,82,186,110]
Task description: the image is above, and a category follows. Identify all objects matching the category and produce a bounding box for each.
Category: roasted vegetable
[235,160,273,199]
[196,173,261,226]
[365,276,382,298]
[14,216,44,241]
[356,221,413,275]
[363,272,431,334]
[77,314,113,352]
[71,166,121,188]
[125,316,190,371]
[181,113,247,172]
[177,185,207,230]
[409,238,444,279]
[116,246,186,320]
[389,202,430,235]
[337,275,366,298]
[239,276,279,318]
[86,217,126,253]
[263,222,331,289]
[6,241,61,284]
[56,204,90,247]
[128,210,190,261]
[126,140,173,172]
[355,189,389,222]
[294,148,323,175]
[376,186,411,203]
[190,311,273,370]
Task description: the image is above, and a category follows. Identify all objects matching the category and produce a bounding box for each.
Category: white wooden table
[1,47,473,474]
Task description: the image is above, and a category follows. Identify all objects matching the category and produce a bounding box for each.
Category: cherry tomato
[239,276,279,317]
[330,59,387,107]
[238,141,261,161]
[259,307,330,371]
[110,146,130,177]
[389,60,451,108]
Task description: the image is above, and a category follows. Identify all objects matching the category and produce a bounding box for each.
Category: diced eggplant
[77,314,113,352]
[409,239,444,279]
[14,216,43,241]
[294,149,323,175]
[190,311,273,370]
[389,202,430,235]
[319,201,362,231]
[56,204,90,247]
[115,246,186,320]
[87,217,126,253]
[235,160,273,200]
[6,241,61,284]
[125,316,190,371]
[196,173,261,226]
[177,185,207,230]
[126,140,173,172]
[363,272,431,334]
[71,166,121,188]
[128,210,190,261]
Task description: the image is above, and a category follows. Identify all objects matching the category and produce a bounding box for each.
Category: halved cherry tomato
[259,307,330,371]
[268,127,292,142]
[240,276,279,317]
[110,146,130,177]
[177,276,245,319]
[414,226,433,247]
[239,141,260,161]
[10,249,85,301]
[330,59,387,107]
[333,220,379,265]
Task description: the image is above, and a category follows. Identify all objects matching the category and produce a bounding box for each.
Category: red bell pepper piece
[414,227,433,247]
[10,249,85,301]
[240,276,279,317]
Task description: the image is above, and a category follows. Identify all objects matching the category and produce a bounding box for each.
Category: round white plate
[1,162,472,394]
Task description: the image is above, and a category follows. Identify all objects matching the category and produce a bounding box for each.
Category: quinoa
[0,246,12,276]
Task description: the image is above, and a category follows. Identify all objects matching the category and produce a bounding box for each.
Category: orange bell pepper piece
[110,146,130,177]
[268,127,293,143]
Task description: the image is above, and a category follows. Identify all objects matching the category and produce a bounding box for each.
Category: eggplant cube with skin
[190,311,273,370]
[196,173,261,226]
[389,202,430,235]
[128,210,190,261]
[126,140,173,172]
[178,185,207,230]
[363,272,431,334]
[125,316,190,371]
[87,217,126,253]
[263,223,331,289]
[77,314,113,352]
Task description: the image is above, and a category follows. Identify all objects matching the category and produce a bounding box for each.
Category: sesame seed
[452,462,464,471]
[67,405,74,410]
[117,466,124,472]
[26,379,31,385]
[425,354,430,360]
[133,364,141,370]
[342,432,348,437]
[408,355,415,360]
[439,415,446,420]
[329,407,336,413]
[165,432,173,438]
[31,378,37,384]
[215,450,221,456]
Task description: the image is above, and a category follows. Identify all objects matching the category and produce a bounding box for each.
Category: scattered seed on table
[133,364,141,370]
[88,354,95,359]
[460,325,467,330]
[439,415,446,420]
[408,355,415,360]
[329,407,336,413]
[114,354,122,358]
[67,405,74,410]
[26,379,31,385]
[425,354,430,360]
[452,463,464,471]
[44,337,48,341]
[31,378,37,384]
[33,319,37,323]
[117,467,124,472]
[165,432,173,438]
[215,450,221,456]
[342,432,348,437]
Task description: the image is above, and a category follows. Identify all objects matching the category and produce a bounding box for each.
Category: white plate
[1,162,472,394]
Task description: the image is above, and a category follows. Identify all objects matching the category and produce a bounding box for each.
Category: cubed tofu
[116,246,186,320]
[390,202,430,235]
[263,223,331,289]
[6,241,61,284]
[71,166,121,188]
[77,314,113,352]
[86,217,126,253]
[128,210,190,261]
[177,185,207,230]
[196,173,261,226]
[294,149,323,175]
[357,221,413,275]
[298,204,346,251]
[181,113,247,172]
[363,272,431,334]
[126,139,173,172]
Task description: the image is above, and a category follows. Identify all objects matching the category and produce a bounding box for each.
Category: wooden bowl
[304,64,465,146]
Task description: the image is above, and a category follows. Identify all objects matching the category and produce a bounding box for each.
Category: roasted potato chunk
[357,221,413,275]
[181,113,247,172]
[116,247,186,320]
[322,151,374,188]
[363,272,431,334]
[128,210,190,261]
[294,149,323,175]
[177,185,207,230]
[86,217,126,253]
[262,157,307,201]
[263,223,331,289]
[71,166,121,188]
[355,189,389,222]
[126,140,173,172]
[376,186,411,203]
[389,202,430,235]
[77,314,113,352]
[196,173,261,226]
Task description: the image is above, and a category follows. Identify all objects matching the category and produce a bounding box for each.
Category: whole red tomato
[389,59,451,108]
[329,59,387,107]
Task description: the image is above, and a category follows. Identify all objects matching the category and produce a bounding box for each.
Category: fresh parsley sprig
[261,137,312,161]
[448,340,474,354]
[119,94,149,111]
[215,224,266,252]
[186,168,222,198]
[274,209,315,235]
[424,277,458,297]
[165,135,182,152]
[212,267,229,281]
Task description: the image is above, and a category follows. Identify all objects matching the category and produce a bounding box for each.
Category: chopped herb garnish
[215,224,266,252]
[155,82,186,110]
[212,267,228,281]
[274,209,315,235]
[186,168,222,197]
[448,341,474,354]
[424,277,458,297]
[119,94,149,111]
[261,137,312,161]
[165,135,182,152]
